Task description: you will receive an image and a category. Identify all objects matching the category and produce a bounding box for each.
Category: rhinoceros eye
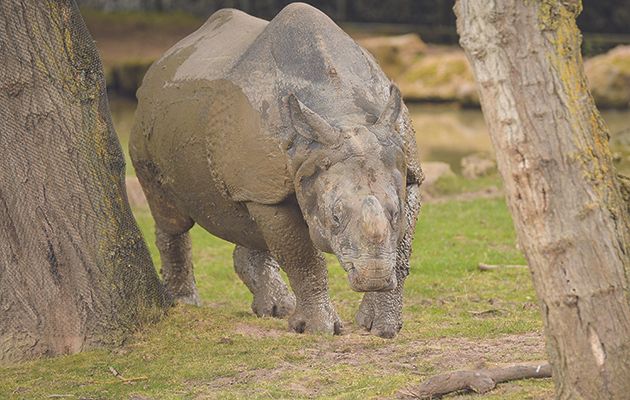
[332,213,341,226]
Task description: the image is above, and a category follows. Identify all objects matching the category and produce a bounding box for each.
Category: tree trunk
[0,0,168,364]
[455,1,630,399]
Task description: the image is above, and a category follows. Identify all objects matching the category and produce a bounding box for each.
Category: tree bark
[455,1,630,399]
[0,0,168,364]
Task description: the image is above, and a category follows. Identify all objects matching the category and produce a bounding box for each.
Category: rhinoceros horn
[287,94,338,146]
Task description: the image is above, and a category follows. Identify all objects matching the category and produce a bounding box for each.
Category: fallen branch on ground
[107,366,148,384]
[478,263,528,271]
[399,362,551,399]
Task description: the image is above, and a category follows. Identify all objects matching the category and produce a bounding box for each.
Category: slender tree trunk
[0,0,168,364]
[455,1,630,399]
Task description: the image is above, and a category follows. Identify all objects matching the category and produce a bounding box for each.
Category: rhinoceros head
[286,85,406,292]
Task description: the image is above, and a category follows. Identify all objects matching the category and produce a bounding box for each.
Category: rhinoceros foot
[355,292,402,339]
[289,302,342,335]
[171,290,201,307]
[251,283,296,318]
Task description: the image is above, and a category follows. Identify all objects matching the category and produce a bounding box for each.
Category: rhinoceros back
[132,9,296,205]
[132,4,414,210]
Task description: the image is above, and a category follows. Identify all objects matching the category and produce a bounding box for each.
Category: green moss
[404,55,470,87]
[610,54,630,71]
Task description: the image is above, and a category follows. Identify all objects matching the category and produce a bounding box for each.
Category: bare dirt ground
[204,322,548,399]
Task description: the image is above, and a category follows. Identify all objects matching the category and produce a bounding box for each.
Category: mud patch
[186,325,546,398]
[297,330,545,376]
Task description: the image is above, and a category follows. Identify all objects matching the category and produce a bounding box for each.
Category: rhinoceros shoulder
[228,3,392,125]
[201,80,294,204]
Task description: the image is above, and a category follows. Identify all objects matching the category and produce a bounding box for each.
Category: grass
[428,173,503,197]
[0,197,552,399]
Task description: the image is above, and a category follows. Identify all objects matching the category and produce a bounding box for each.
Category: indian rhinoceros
[130,2,423,338]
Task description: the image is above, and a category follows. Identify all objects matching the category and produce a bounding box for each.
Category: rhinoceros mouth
[343,261,397,292]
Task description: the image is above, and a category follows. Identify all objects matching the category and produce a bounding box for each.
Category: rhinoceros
[130,2,423,338]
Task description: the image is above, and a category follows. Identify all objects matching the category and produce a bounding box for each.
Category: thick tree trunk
[0,0,168,364]
[455,1,630,399]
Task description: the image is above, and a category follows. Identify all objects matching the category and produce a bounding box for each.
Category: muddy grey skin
[130,3,423,338]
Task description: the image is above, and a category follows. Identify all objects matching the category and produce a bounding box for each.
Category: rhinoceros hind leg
[156,227,200,306]
[134,159,199,306]
[233,245,296,318]
[356,183,421,338]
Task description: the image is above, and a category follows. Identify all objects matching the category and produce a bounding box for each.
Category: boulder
[400,51,479,105]
[360,33,479,106]
[461,153,496,179]
[421,161,455,187]
[358,33,427,79]
[585,45,630,109]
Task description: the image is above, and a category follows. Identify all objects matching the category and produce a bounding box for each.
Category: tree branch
[399,363,551,399]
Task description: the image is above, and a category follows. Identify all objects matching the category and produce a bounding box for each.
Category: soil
[208,322,547,398]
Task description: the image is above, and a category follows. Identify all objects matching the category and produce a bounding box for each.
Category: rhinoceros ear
[287,94,338,146]
[375,84,403,128]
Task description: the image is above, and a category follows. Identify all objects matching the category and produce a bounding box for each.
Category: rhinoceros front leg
[356,183,421,338]
[246,202,342,335]
[233,245,296,318]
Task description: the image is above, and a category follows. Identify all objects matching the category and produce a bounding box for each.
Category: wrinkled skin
[130,3,423,338]
[288,92,407,293]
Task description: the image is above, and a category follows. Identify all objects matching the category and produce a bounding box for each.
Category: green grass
[0,198,552,399]
[429,173,503,197]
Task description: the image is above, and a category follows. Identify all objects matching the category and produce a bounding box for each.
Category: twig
[478,263,528,271]
[107,366,148,384]
[468,309,502,317]
[399,362,551,399]
[101,376,149,385]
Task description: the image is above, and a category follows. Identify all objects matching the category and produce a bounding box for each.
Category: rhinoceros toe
[171,290,201,307]
[289,302,343,335]
[252,290,296,318]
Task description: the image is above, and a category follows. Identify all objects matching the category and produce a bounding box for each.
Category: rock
[361,38,630,109]
[461,153,496,179]
[585,45,630,109]
[422,161,455,187]
[610,127,630,149]
[359,33,479,106]
[358,33,427,79]
[400,50,479,105]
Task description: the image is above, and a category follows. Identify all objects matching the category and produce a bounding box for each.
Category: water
[407,103,630,175]
[110,98,630,176]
